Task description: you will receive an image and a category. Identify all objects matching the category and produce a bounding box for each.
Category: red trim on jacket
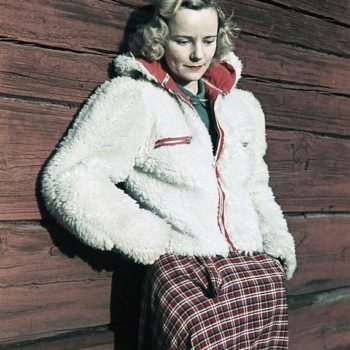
[209,97,237,252]
[154,136,192,149]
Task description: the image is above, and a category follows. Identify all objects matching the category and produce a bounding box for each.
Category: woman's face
[164,7,218,94]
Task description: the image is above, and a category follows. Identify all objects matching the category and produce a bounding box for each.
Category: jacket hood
[112,51,243,97]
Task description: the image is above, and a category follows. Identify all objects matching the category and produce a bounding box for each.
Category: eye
[176,39,190,46]
[203,39,216,45]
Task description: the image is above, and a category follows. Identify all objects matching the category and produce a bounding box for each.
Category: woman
[41,0,296,348]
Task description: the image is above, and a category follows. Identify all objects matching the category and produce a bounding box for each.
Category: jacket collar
[113,51,242,104]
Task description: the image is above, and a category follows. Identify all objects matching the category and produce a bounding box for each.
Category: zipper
[211,101,237,252]
[171,89,236,251]
[154,136,192,149]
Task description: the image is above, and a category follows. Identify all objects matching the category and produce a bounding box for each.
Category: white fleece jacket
[41,52,296,279]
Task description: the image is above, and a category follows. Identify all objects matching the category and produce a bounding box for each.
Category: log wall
[1,0,349,348]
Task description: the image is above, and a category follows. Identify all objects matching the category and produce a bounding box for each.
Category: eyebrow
[172,35,217,39]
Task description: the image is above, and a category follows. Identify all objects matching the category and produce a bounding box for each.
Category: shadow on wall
[38,220,148,349]
[36,5,157,350]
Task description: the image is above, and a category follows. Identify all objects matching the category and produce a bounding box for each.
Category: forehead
[168,7,218,35]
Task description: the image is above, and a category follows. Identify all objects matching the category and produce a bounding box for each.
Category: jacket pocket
[273,257,286,280]
[154,136,192,149]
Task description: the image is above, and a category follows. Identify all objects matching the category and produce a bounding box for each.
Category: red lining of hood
[203,62,236,94]
[136,57,236,104]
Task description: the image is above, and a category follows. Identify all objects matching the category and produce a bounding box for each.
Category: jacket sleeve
[248,93,296,280]
[41,77,172,264]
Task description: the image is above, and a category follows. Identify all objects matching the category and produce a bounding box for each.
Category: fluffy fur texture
[41,52,296,279]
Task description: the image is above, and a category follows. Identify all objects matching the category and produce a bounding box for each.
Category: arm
[41,78,172,264]
[248,93,296,280]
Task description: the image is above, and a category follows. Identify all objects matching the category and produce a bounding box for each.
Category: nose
[190,43,204,61]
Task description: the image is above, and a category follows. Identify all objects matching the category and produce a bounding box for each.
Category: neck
[177,79,199,95]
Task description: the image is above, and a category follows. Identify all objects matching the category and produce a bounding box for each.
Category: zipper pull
[212,158,217,168]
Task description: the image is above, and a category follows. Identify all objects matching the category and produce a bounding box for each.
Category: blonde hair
[128,0,240,62]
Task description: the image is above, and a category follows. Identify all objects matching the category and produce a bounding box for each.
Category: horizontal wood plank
[0,42,109,104]
[0,328,114,350]
[235,36,350,95]
[289,287,350,350]
[265,129,350,212]
[1,98,350,220]
[231,0,350,56]
[0,223,112,288]
[0,0,130,54]
[286,216,350,295]
[1,0,348,57]
[0,223,146,344]
[267,0,350,26]
[240,80,350,137]
[0,98,76,219]
[0,279,111,343]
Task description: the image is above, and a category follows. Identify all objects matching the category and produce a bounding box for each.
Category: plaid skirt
[138,251,288,349]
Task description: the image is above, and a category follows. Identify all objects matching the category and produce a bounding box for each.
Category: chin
[181,71,205,81]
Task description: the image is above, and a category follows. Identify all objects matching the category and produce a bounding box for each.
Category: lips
[186,65,203,71]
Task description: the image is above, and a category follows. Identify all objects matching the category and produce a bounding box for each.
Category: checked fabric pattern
[138,251,288,349]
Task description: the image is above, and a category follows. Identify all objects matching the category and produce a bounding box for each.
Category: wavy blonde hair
[128,0,240,62]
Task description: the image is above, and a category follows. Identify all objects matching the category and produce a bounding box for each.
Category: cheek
[207,45,217,59]
[166,53,184,72]
[167,44,189,62]
[165,48,178,66]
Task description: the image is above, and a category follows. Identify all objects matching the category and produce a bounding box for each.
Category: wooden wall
[1,0,349,349]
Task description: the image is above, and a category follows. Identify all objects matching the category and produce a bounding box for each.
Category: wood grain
[0,278,111,343]
[0,328,115,350]
[0,222,146,344]
[289,287,350,350]
[235,36,350,95]
[240,80,350,137]
[0,223,112,288]
[0,98,76,219]
[265,129,350,212]
[266,0,350,26]
[0,42,109,104]
[231,0,350,56]
[0,0,130,54]
[2,0,348,57]
[286,216,350,295]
